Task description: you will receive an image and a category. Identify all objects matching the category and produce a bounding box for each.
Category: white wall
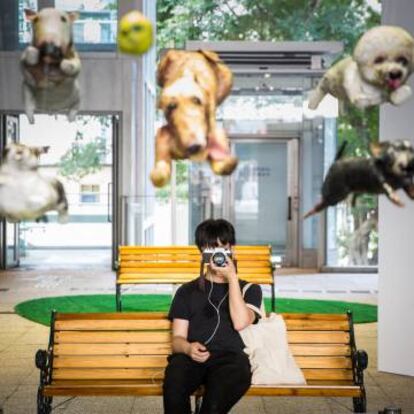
[379,0,414,376]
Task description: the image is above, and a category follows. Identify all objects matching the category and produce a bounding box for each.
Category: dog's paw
[26,110,35,124]
[150,161,171,187]
[60,59,79,76]
[389,192,404,207]
[210,157,238,176]
[307,89,323,110]
[67,109,77,122]
[23,46,39,66]
[57,212,69,224]
[390,85,412,105]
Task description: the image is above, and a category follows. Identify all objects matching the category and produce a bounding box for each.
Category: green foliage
[157,0,379,51]
[59,134,107,182]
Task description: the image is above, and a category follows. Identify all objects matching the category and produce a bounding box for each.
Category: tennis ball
[118,10,153,56]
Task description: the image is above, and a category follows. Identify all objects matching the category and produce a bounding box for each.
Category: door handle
[287,196,292,220]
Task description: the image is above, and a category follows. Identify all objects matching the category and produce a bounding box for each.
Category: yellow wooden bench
[116,245,275,312]
[35,311,368,413]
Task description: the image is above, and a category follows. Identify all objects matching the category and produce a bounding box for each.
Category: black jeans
[163,351,251,414]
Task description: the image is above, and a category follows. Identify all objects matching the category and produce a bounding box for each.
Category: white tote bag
[239,283,306,385]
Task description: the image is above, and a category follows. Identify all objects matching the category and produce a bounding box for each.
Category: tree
[58,116,110,182]
[59,134,107,182]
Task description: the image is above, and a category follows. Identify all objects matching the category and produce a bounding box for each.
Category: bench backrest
[117,245,273,285]
[50,312,355,386]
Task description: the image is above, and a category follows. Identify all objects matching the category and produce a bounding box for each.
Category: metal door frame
[0,114,20,269]
[227,135,300,266]
[0,110,122,270]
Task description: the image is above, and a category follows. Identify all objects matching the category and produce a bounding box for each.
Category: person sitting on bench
[163,218,263,414]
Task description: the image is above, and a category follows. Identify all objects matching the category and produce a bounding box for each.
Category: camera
[202,247,232,267]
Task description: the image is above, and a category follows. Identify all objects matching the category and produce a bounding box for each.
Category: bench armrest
[35,349,50,370]
[356,349,368,371]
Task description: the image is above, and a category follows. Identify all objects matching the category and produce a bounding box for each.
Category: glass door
[0,114,20,269]
[229,139,299,266]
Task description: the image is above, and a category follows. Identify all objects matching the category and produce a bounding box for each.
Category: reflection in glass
[56,0,117,44]
[327,197,378,266]
[234,142,288,254]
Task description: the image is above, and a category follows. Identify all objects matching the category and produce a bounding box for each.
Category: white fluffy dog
[21,8,81,124]
[0,143,69,223]
[309,26,414,110]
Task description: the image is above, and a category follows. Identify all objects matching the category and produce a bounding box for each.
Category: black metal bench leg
[353,388,367,413]
[37,388,52,414]
[194,396,202,414]
[353,396,367,412]
[116,284,122,312]
[271,281,275,312]
[36,350,52,414]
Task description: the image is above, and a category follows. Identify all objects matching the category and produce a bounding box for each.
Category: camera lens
[212,252,226,267]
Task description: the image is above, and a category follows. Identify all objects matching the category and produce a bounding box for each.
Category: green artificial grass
[14,294,377,326]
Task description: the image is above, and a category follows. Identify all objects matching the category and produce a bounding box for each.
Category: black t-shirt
[168,277,262,353]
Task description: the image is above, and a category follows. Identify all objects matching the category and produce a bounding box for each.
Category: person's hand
[187,342,210,362]
[209,255,237,281]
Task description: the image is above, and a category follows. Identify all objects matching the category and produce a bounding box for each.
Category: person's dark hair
[195,218,236,251]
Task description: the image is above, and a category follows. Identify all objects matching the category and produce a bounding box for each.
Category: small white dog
[0,143,69,223]
[309,25,414,110]
[21,8,81,124]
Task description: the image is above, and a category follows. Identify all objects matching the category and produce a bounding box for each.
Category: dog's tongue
[207,141,230,161]
[387,79,401,90]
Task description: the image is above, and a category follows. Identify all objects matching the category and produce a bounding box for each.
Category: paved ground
[0,258,413,414]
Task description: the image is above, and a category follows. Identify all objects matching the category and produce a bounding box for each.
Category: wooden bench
[35,311,368,414]
[116,245,275,312]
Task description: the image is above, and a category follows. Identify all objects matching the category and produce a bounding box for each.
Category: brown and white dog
[21,8,81,124]
[151,50,238,187]
[308,26,414,110]
[0,143,69,223]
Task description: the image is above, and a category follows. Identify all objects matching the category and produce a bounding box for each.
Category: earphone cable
[204,277,229,345]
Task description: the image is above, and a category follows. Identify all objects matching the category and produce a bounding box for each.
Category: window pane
[55,0,117,45]
[19,0,38,44]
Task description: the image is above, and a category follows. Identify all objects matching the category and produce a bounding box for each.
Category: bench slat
[53,355,352,370]
[55,312,167,321]
[54,343,350,357]
[55,331,171,344]
[246,385,360,397]
[54,343,171,356]
[284,320,349,331]
[290,344,351,356]
[53,346,351,360]
[287,331,350,344]
[119,267,272,274]
[302,369,353,381]
[54,355,168,368]
[43,383,361,398]
[52,367,352,382]
[117,276,273,284]
[282,313,349,321]
[55,319,171,331]
[295,356,352,369]
[119,246,270,253]
[55,319,347,332]
[53,368,165,380]
[120,261,271,269]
